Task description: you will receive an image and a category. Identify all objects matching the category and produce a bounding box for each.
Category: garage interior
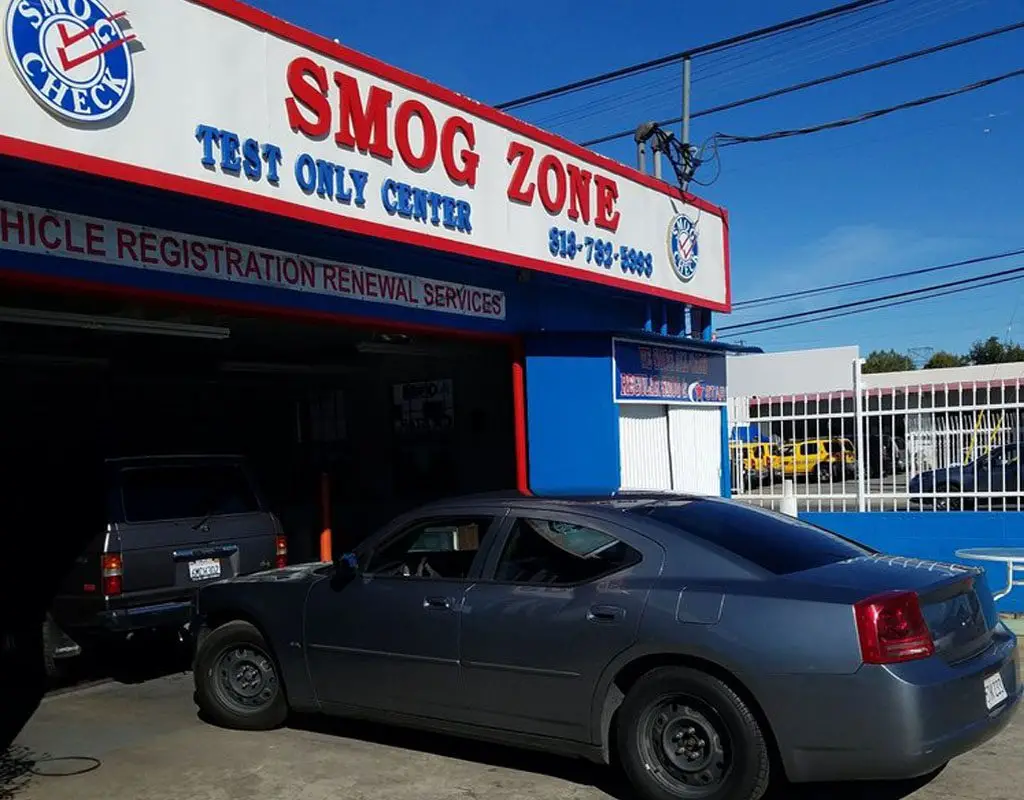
[0,286,518,568]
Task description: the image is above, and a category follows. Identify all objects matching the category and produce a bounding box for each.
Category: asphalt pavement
[4,669,1021,800]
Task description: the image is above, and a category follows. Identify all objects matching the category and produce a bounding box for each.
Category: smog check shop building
[0,0,740,558]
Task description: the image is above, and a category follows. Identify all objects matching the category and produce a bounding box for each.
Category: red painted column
[511,339,531,495]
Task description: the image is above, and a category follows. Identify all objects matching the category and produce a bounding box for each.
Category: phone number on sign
[548,227,653,279]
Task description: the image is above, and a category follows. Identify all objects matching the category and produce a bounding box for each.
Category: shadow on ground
[291,715,943,800]
[0,747,37,800]
[291,714,634,799]
[764,766,944,799]
[48,633,192,692]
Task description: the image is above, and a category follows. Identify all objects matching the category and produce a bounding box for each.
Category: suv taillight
[854,590,934,664]
[101,553,123,597]
[275,535,288,569]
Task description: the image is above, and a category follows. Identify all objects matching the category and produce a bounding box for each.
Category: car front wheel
[616,666,770,800]
[194,620,288,731]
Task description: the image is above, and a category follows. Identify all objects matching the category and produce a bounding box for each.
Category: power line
[718,263,1024,332]
[530,0,926,131]
[494,0,893,110]
[579,20,1024,147]
[733,246,1024,309]
[714,66,1024,146]
[719,272,1024,338]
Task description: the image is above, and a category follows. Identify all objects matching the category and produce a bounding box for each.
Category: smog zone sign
[0,0,730,310]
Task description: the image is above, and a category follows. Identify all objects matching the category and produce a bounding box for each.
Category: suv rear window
[120,463,260,523]
[638,500,874,575]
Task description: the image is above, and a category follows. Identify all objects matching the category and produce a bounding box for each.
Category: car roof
[415,490,710,515]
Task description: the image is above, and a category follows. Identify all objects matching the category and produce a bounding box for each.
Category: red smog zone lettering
[506,141,621,233]
[285,57,479,186]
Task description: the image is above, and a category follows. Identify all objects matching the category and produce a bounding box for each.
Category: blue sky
[250,0,1023,358]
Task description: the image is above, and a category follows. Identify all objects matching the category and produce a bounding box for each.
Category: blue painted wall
[803,512,1024,613]
[524,334,620,495]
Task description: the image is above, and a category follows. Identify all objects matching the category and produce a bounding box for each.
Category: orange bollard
[319,471,332,563]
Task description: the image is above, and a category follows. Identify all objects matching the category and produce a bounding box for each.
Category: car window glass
[365,517,491,580]
[494,517,641,585]
[120,464,259,523]
[641,500,873,576]
[782,445,794,456]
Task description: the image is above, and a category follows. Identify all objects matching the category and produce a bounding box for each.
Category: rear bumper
[760,629,1021,783]
[53,599,193,638]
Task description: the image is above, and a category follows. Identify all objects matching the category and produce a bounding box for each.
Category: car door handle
[424,596,452,610]
[587,605,625,623]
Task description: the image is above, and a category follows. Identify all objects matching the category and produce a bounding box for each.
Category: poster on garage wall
[392,379,454,434]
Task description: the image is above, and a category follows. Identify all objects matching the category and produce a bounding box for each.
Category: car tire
[194,620,288,731]
[616,666,770,800]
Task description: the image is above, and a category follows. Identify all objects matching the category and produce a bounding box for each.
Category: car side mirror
[334,552,359,575]
[330,552,361,590]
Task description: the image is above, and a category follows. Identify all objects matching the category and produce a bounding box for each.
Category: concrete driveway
[3,673,1021,800]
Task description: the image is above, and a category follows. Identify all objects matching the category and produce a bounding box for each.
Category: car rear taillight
[854,590,935,664]
[275,535,288,569]
[101,553,123,597]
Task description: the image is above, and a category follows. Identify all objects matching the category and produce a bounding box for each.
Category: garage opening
[0,286,520,576]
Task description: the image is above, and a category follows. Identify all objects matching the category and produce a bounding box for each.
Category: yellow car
[774,438,856,481]
[730,441,780,487]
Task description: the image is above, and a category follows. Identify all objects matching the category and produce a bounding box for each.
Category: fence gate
[728,357,1024,513]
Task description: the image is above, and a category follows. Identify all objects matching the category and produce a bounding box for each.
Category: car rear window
[638,500,874,575]
[120,463,261,523]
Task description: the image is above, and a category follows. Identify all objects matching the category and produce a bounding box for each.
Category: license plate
[188,558,221,581]
[984,672,1008,710]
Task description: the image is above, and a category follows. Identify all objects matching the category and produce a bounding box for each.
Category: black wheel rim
[637,696,731,797]
[211,645,279,714]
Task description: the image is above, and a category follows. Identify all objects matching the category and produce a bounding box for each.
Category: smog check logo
[667,213,699,283]
[4,0,137,124]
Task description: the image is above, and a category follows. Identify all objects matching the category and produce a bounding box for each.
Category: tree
[924,351,969,369]
[863,349,915,374]
[968,336,1024,365]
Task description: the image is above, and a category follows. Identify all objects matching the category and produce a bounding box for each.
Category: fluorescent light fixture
[355,342,452,357]
[0,307,231,340]
[220,361,357,375]
[0,353,110,368]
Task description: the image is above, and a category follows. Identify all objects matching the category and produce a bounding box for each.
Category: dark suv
[46,454,286,675]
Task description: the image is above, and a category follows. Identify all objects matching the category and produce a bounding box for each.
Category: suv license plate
[188,558,221,581]
[984,672,1008,710]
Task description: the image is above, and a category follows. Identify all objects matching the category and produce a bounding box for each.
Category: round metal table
[955,547,1024,601]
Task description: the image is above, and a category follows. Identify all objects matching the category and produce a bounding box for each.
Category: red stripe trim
[0,135,730,311]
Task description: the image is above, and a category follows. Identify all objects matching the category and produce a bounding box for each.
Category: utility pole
[681,56,691,192]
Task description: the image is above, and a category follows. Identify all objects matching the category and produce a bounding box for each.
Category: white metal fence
[729,366,1024,513]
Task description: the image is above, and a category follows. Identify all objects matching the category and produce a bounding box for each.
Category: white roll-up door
[618,404,671,491]
[668,406,722,495]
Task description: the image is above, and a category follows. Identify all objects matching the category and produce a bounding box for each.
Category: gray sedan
[191,493,1021,800]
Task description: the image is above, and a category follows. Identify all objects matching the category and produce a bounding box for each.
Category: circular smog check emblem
[5,0,137,124]
[667,213,699,283]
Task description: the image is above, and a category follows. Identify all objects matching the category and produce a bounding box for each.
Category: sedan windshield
[637,500,875,575]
